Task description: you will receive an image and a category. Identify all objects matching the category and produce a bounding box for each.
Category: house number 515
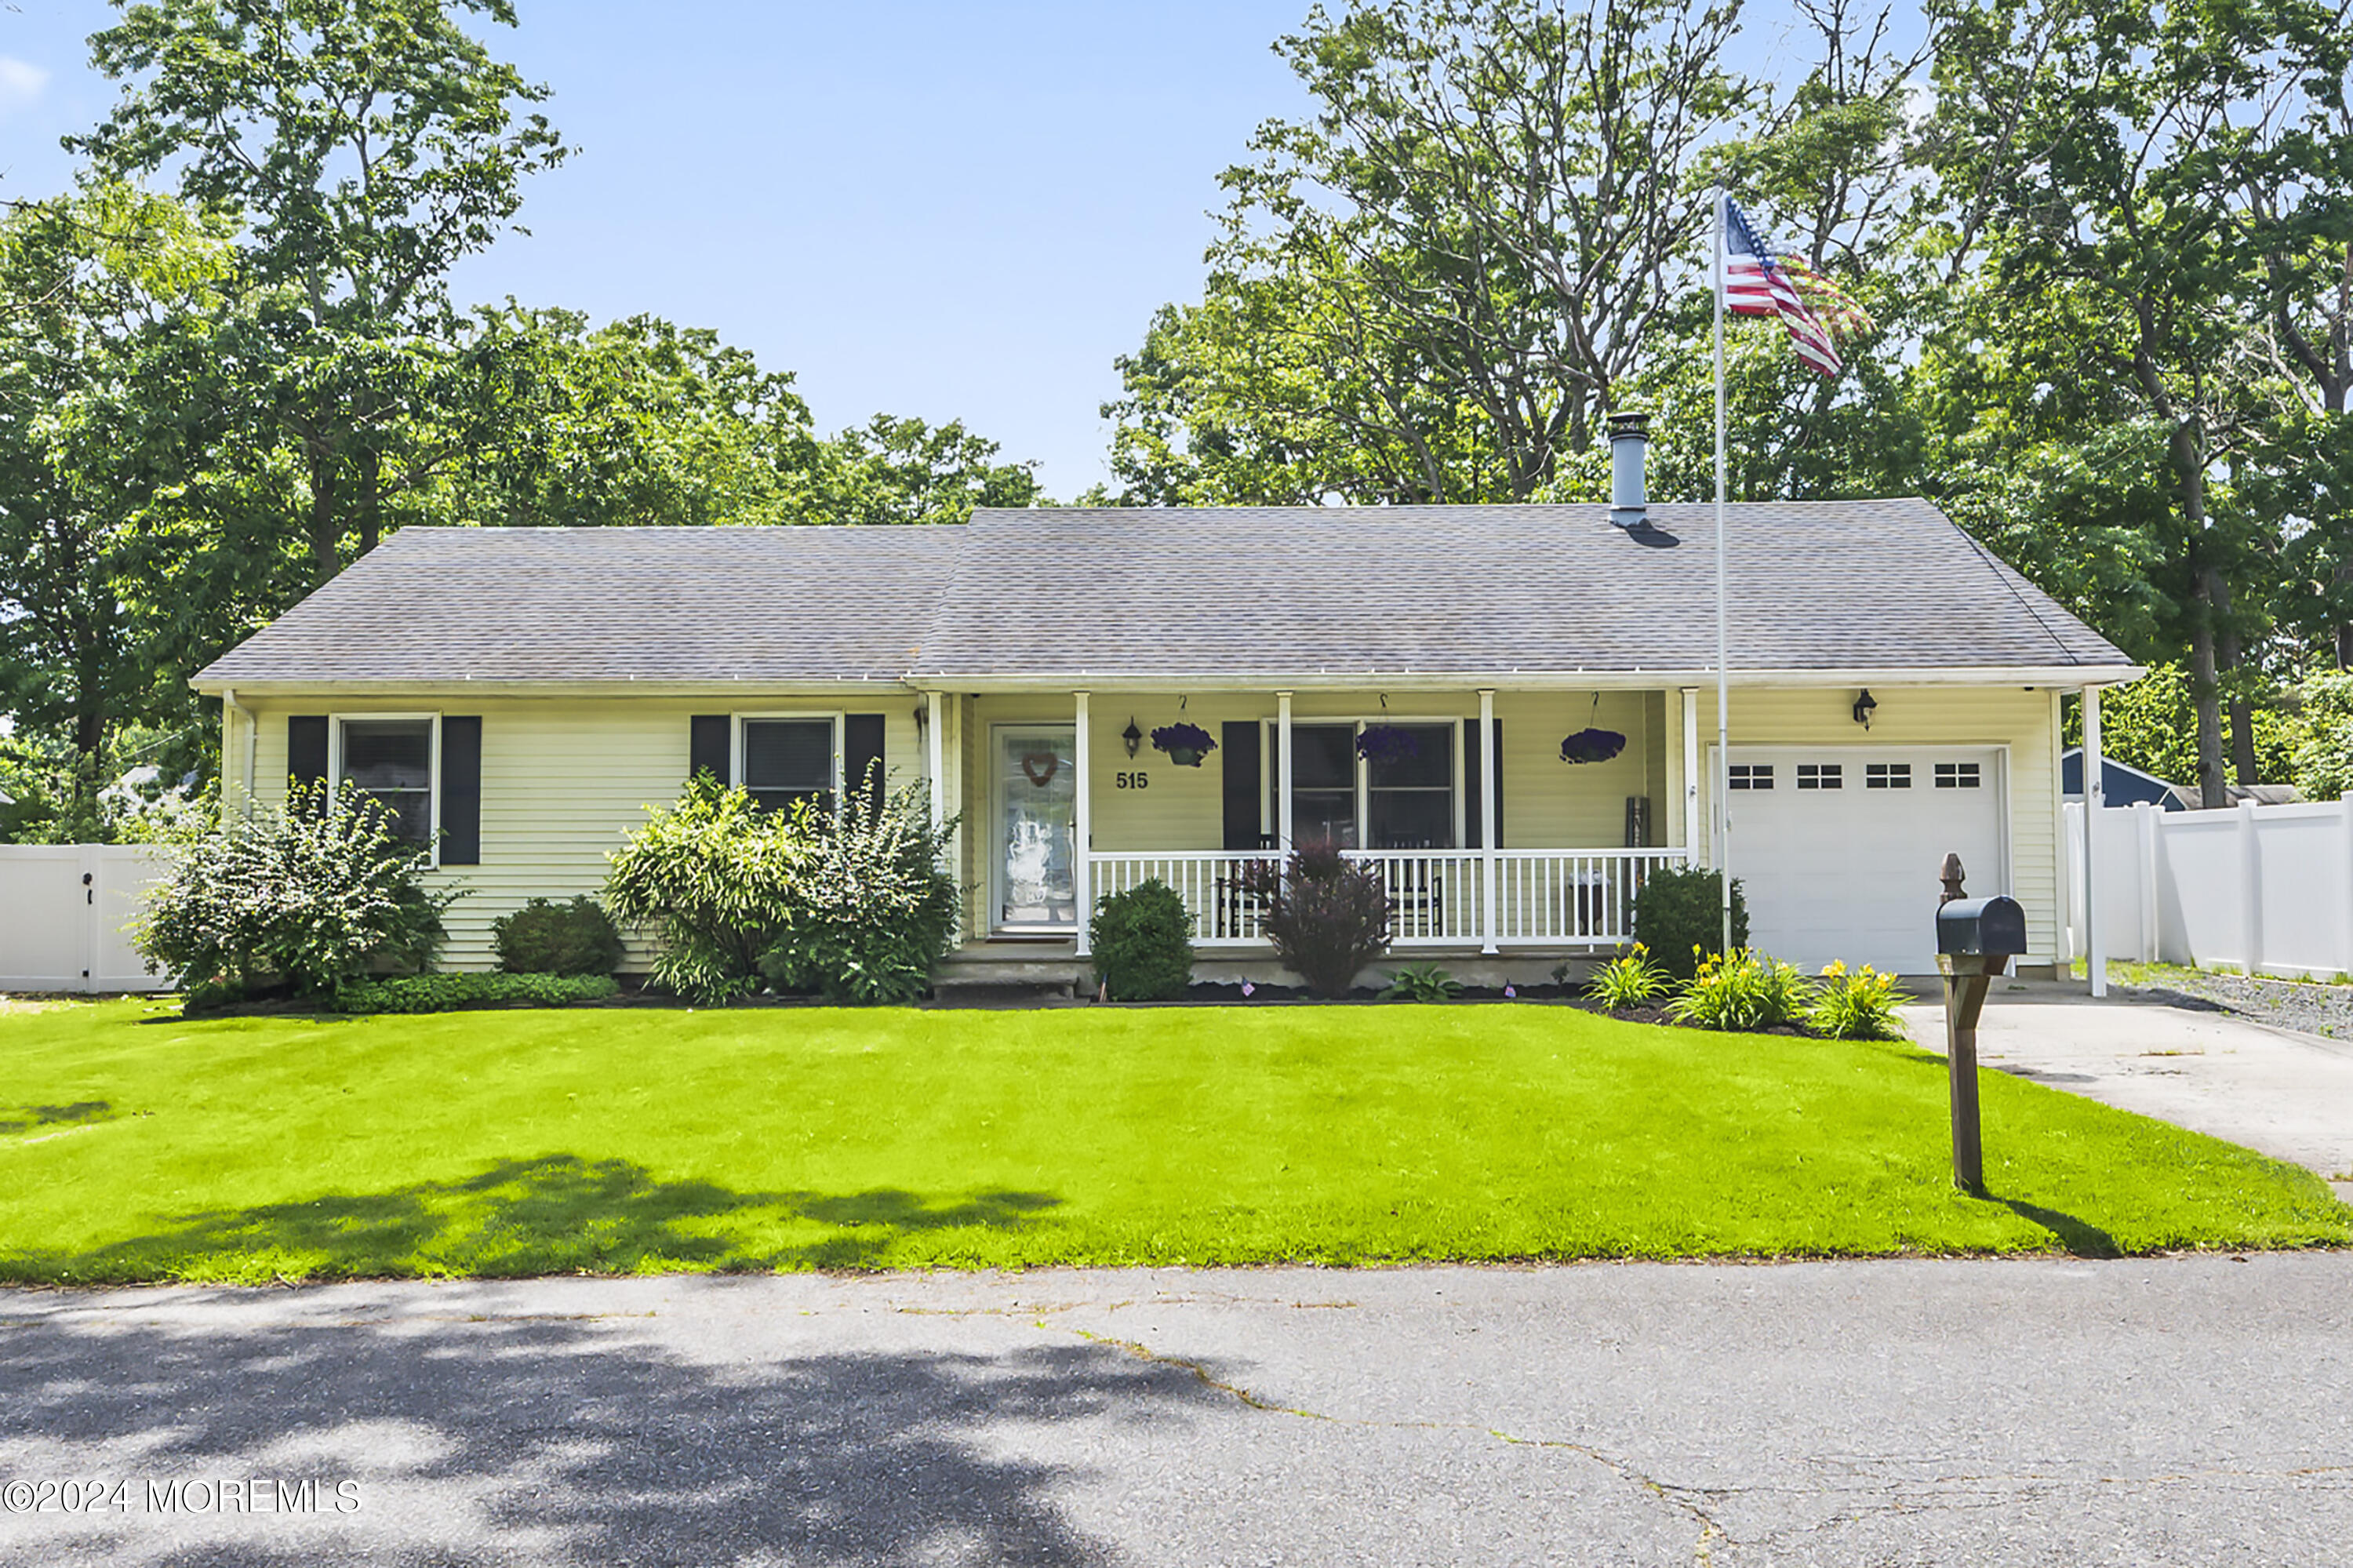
[1115,771,1151,789]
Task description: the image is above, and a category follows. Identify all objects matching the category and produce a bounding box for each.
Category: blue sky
[2,2,1862,498]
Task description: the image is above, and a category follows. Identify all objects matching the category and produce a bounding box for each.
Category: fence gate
[0,845,175,994]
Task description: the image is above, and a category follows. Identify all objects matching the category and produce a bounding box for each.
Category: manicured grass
[1,997,2344,1283]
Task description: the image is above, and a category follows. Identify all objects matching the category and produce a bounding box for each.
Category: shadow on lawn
[9,1154,1063,1282]
[0,1294,1200,1566]
[1985,1193,2124,1259]
[0,1100,115,1136]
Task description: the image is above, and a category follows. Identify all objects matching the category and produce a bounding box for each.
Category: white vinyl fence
[2067,799,2353,980]
[0,845,176,993]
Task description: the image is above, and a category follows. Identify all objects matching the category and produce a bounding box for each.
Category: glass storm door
[996,726,1077,930]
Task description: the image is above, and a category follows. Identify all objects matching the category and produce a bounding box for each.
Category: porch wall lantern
[1852,689,1878,730]
[1122,719,1144,759]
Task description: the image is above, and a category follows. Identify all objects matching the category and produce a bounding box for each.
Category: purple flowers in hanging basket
[1559,727,1628,765]
[1355,724,1422,766]
[1150,722,1217,766]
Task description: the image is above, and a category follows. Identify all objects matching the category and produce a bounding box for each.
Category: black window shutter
[1221,721,1264,849]
[845,714,886,818]
[288,715,329,811]
[440,716,482,864]
[689,715,731,788]
[1465,719,1504,846]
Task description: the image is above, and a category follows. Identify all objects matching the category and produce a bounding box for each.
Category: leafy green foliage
[1806,962,1907,1041]
[1089,879,1196,1002]
[2293,673,2353,802]
[1632,867,1749,981]
[491,896,624,978]
[1586,945,1672,1010]
[752,780,959,1006]
[2063,666,2300,790]
[134,780,460,1003]
[1240,841,1393,999]
[1666,950,1815,1033]
[602,778,807,1004]
[1378,963,1462,1002]
[333,972,619,1014]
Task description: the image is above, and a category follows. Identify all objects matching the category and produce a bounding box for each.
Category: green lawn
[1,997,2344,1283]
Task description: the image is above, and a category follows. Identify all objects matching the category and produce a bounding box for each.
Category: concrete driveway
[3,1257,2351,1567]
[1898,980,2353,1200]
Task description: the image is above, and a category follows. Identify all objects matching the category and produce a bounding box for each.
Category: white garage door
[1719,748,2007,975]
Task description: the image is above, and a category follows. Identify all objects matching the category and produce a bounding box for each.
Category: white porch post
[1276,691,1295,849]
[2084,684,2104,998]
[1074,690,1092,957]
[923,690,946,839]
[1478,688,1498,954]
[1680,686,1701,862]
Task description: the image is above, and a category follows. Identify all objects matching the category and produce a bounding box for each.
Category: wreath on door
[1021,751,1061,788]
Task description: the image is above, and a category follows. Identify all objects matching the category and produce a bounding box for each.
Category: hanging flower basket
[1151,722,1217,767]
[1558,727,1628,765]
[1355,724,1422,766]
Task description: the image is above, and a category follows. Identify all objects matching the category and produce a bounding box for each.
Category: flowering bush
[134,780,460,1007]
[1587,944,1671,1009]
[1806,962,1908,1039]
[1150,722,1217,764]
[1666,949,1814,1031]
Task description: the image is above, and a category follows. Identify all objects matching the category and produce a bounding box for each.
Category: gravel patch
[2110,966,2353,1043]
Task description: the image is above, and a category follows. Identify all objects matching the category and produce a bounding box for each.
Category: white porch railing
[1087,847,1691,950]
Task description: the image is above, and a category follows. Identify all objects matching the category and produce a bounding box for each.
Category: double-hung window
[1367,725,1454,847]
[1289,724,1359,848]
[338,718,436,846]
[1274,720,1459,849]
[743,718,838,814]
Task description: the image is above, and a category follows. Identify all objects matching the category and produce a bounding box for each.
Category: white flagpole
[1713,187,1732,959]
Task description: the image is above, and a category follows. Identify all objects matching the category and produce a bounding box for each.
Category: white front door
[995,725,1078,931]
[1721,747,2007,974]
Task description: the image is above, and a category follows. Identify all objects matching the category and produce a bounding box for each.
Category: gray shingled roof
[911,501,2131,682]
[195,501,2133,690]
[196,525,960,687]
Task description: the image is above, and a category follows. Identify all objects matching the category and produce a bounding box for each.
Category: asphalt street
[3,1255,2348,1566]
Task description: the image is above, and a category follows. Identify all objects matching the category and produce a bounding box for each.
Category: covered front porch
[922,685,1709,959]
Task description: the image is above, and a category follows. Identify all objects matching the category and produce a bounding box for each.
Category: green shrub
[493,895,625,977]
[1089,879,1195,1001]
[134,780,460,1005]
[1239,840,1393,999]
[754,780,959,1005]
[334,973,620,1014]
[1806,962,1908,1040]
[2293,671,2353,802]
[1587,944,1671,1009]
[1378,963,1462,1002]
[1666,949,1814,1031]
[603,777,809,1003]
[607,773,959,1006]
[1632,866,1750,980]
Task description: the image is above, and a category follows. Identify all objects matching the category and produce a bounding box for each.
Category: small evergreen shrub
[334,973,620,1014]
[1378,963,1462,1002]
[1633,866,1750,980]
[493,896,625,977]
[1239,840,1393,999]
[1587,944,1671,1009]
[1089,879,1195,1001]
[755,780,959,1005]
[1806,962,1908,1040]
[134,780,460,1005]
[1666,949,1814,1031]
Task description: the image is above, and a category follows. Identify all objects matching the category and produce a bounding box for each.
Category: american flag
[1724,200,1844,379]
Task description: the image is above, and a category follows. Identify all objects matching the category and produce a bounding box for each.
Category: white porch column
[1074,690,1093,958]
[1478,689,1498,954]
[2084,684,2105,997]
[923,690,946,839]
[1679,686,1700,861]
[1276,692,1295,849]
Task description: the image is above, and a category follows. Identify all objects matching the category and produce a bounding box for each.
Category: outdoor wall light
[1122,719,1144,759]
[1852,689,1878,729]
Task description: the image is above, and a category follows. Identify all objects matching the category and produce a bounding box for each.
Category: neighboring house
[192,464,2139,979]
[2062,748,2184,812]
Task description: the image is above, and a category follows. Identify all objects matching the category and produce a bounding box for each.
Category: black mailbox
[1936,894,2027,957]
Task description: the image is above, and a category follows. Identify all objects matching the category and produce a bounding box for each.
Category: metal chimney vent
[1608,411,1649,530]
